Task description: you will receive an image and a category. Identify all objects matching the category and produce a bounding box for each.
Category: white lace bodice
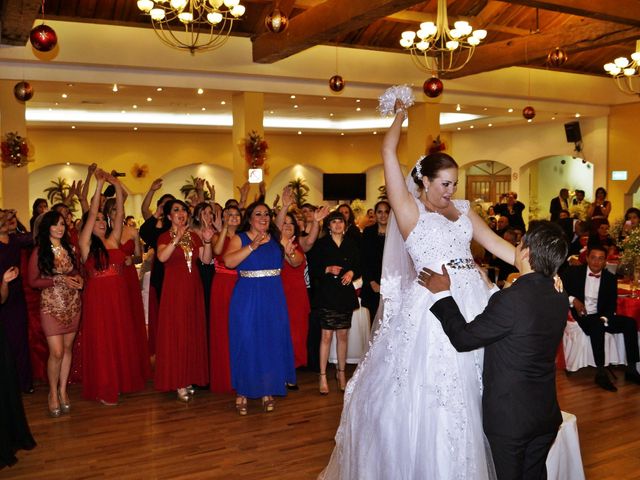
[405,199,473,272]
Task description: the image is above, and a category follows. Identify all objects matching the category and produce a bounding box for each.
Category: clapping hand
[201,226,214,244]
[418,266,451,294]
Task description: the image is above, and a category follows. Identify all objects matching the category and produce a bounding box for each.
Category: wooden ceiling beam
[445,20,640,79]
[252,0,425,63]
[500,0,640,27]
[1,0,42,45]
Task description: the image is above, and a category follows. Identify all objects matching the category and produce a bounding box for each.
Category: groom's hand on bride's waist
[418,266,451,294]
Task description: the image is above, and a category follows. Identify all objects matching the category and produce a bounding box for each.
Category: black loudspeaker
[564,121,582,143]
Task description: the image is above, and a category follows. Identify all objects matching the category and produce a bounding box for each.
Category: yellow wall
[607,103,640,220]
[27,128,410,195]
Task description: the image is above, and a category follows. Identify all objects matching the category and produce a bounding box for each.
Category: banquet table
[546,411,585,480]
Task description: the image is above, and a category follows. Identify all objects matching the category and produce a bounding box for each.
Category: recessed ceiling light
[121,110,126,114]
[66,162,70,165]
[356,107,361,112]
[507,108,514,113]
[470,125,474,129]
[220,101,226,105]
[269,110,274,114]
[551,116,556,120]
[527,119,533,123]
[488,123,493,127]
[48,108,52,111]
[575,113,580,118]
[71,125,76,129]
[457,127,461,130]
[134,127,138,131]
[340,132,344,136]
[290,95,296,99]
[483,107,488,111]
[133,104,138,109]
[197,88,204,95]
[456,104,461,111]
[201,107,206,111]
[156,87,163,92]
[67,83,73,87]
[293,105,299,109]
[373,131,377,135]
[322,97,327,100]
[61,94,68,98]
[146,97,152,102]
[330,113,334,117]
[55,102,59,106]
[297,131,302,135]
[356,99,361,103]
[112,84,118,92]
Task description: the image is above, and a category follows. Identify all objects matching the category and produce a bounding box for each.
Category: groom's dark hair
[521,220,568,277]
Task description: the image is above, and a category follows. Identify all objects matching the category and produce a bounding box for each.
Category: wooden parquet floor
[4,365,640,479]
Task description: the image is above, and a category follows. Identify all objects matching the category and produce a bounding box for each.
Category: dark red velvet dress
[154,231,208,391]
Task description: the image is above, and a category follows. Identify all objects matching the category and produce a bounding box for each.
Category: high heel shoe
[58,391,71,414]
[319,373,329,395]
[177,388,192,403]
[186,385,196,396]
[262,396,275,413]
[48,393,62,418]
[235,396,248,416]
[336,368,347,392]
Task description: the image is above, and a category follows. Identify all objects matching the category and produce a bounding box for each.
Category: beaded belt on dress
[238,268,281,278]
[87,263,124,278]
[445,258,476,270]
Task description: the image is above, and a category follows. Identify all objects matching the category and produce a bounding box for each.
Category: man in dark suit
[420,221,569,480]
[560,244,640,391]
[549,188,569,222]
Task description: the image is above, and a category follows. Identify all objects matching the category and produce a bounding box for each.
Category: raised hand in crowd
[141,178,164,220]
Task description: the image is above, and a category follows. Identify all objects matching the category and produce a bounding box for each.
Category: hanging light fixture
[603,41,640,96]
[265,1,289,34]
[399,0,486,75]
[136,0,246,54]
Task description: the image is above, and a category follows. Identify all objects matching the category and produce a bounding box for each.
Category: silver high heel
[59,391,71,414]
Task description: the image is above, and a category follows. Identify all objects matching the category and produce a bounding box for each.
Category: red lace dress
[154,231,208,391]
[281,244,310,368]
[82,248,149,403]
[209,236,237,393]
[120,239,150,370]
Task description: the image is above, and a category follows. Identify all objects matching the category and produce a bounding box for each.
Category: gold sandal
[235,396,248,416]
[262,396,275,413]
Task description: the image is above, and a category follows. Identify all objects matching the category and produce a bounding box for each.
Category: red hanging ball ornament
[423,77,443,98]
[329,75,345,93]
[265,8,289,33]
[522,106,536,120]
[30,24,58,52]
[547,47,568,68]
[13,81,34,102]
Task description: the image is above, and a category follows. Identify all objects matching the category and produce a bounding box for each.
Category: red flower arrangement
[244,130,268,168]
[428,135,446,154]
[1,131,31,167]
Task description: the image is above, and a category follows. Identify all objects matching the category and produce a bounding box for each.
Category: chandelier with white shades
[603,41,640,96]
[136,0,246,54]
[399,0,487,75]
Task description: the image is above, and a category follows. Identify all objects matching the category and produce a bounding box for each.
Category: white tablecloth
[546,411,585,480]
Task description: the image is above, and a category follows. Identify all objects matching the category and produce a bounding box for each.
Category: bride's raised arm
[381,106,419,239]
[468,209,516,265]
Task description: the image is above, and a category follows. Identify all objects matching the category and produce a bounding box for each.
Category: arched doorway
[464,161,511,204]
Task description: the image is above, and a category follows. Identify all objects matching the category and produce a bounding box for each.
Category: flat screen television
[322,173,366,201]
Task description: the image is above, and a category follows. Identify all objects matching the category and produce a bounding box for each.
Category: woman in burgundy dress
[79,170,149,405]
[209,205,241,394]
[103,197,149,374]
[155,199,213,402]
[28,211,83,417]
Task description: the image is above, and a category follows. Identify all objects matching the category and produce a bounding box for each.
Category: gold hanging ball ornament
[522,105,536,120]
[265,8,289,34]
[329,75,345,93]
[29,24,58,52]
[547,47,568,68]
[13,81,34,102]
[423,77,443,98]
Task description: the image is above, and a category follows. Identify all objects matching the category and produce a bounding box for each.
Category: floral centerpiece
[618,226,640,276]
[1,131,31,167]
[244,130,268,168]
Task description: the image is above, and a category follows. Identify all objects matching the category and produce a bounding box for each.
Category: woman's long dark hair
[82,211,109,271]
[36,211,77,276]
[162,199,190,230]
[239,202,282,253]
[102,197,118,238]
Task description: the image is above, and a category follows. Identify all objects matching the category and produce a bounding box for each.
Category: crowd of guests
[0,163,393,467]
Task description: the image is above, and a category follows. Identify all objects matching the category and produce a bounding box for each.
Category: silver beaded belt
[445,258,476,270]
[239,268,281,278]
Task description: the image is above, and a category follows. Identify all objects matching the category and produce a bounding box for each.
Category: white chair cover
[546,411,585,480]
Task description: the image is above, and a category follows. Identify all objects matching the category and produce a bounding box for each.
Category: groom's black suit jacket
[430,272,568,440]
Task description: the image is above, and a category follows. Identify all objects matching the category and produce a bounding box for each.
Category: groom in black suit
[420,221,569,480]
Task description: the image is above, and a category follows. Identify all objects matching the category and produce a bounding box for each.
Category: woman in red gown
[103,197,149,377]
[209,205,241,394]
[79,170,149,405]
[280,212,310,369]
[155,199,212,402]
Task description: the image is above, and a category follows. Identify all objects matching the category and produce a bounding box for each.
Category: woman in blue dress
[224,202,300,415]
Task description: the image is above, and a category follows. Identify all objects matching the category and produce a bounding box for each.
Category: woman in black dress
[360,200,390,320]
[310,211,360,395]
[0,265,36,469]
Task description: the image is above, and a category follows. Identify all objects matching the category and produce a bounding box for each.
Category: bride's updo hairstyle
[411,152,458,189]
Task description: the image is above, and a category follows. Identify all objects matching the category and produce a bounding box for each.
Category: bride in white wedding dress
[320,99,517,480]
